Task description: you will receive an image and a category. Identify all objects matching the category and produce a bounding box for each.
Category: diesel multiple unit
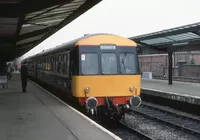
[25,34,142,120]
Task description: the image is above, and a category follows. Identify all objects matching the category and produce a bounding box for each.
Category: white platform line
[31,80,122,140]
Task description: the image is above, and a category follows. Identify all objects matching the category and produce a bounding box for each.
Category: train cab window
[120,53,137,74]
[101,53,117,74]
[81,53,98,75]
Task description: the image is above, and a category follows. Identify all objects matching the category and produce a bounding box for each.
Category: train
[24,33,142,120]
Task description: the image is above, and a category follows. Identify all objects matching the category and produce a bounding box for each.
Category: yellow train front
[72,34,141,119]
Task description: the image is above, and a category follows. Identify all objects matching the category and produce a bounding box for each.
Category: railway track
[99,116,154,140]
[132,102,200,137]
[119,120,154,140]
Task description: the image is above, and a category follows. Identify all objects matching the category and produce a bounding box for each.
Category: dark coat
[21,64,28,79]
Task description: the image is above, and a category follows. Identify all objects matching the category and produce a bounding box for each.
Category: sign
[100,44,116,50]
[81,54,85,61]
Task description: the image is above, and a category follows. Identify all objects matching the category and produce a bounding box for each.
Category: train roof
[75,34,137,46]
[25,33,137,60]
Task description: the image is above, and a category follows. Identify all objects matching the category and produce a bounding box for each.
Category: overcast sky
[20,0,200,60]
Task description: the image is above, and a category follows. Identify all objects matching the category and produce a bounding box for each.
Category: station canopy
[0,0,101,62]
[129,22,200,54]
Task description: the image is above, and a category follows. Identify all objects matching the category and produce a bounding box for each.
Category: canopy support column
[168,51,173,85]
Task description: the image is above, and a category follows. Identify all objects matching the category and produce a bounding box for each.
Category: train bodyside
[26,34,141,119]
[27,45,73,96]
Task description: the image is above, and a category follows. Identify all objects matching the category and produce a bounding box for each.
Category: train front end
[71,34,141,119]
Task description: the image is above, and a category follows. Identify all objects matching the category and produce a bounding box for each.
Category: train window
[47,57,51,71]
[40,60,42,70]
[51,57,54,72]
[43,59,45,70]
[38,61,40,69]
[61,55,64,74]
[46,58,48,71]
[54,56,56,72]
[64,53,70,75]
[101,53,117,74]
[44,58,46,70]
[39,60,41,69]
[44,59,46,70]
[67,53,70,75]
[31,62,34,69]
[57,55,61,73]
[56,56,59,72]
[63,54,67,74]
[60,55,63,73]
[81,53,98,75]
[120,53,137,74]
[52,57,54,71]
[47,57,49,71]
[45,58,46,70]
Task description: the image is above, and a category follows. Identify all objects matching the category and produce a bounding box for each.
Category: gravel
[100,119,141,140]
[124,112,200,140]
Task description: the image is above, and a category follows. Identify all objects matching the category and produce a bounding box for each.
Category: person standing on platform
[20,61,28,92]
[6,63,12,80]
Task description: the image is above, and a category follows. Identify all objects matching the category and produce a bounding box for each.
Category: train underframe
[79,96,142,120]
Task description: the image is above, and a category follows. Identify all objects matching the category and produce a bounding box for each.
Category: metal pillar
[168,51,173,85]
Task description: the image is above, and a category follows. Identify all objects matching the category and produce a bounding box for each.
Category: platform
[141,78,200,105]
[0,74,121,140]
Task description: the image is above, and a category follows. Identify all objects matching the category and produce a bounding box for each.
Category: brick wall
[139,54,168,77]
[138,52,200,78]
[182,65,200,77]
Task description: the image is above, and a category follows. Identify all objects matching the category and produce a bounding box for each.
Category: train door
[69,48,79,76]
[69,50,75,85]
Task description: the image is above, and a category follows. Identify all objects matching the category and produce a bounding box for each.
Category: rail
[132,102,200,137]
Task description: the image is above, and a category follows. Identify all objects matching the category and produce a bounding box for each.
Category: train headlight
[129,86,134,92]
[85,87,90,93]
